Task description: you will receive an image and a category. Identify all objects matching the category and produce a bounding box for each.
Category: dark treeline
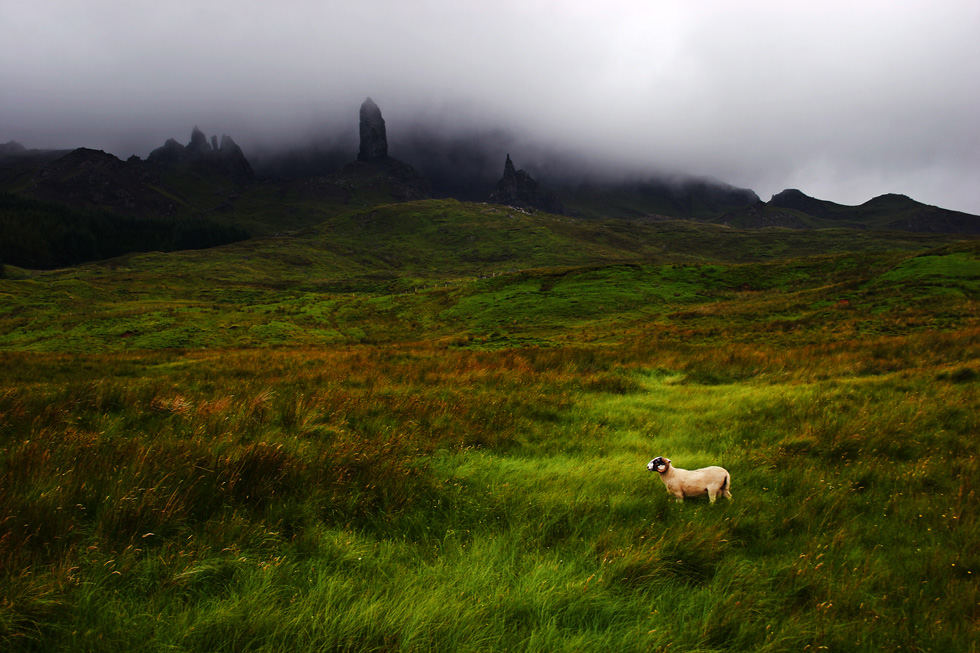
[0,193,249,269]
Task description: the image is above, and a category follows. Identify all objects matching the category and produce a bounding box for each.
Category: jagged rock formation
[488,154,563,213]
[22,127,257,217]
[214,134,254,182]
[358,97,388,161]
[147,127,254,183]
[186,126,211,157]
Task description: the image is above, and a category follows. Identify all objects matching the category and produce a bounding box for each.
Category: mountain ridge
[718,188,980,234]
[1,99,978,269]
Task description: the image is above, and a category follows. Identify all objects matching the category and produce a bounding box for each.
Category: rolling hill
[718,188,980,233]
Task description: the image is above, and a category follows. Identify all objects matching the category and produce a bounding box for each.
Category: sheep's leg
[722,475,732,500]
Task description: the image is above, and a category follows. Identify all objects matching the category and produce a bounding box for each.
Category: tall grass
[1,319,977,650]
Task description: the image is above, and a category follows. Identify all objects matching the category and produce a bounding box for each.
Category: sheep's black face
[647,457,668,473]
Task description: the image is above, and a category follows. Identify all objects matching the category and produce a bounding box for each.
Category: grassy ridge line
[2,199,964,283]
[2,248,975,352]
[0,199,975,352]
[0,257,969,351]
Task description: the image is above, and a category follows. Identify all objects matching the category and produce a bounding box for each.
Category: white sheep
[647,456,732,503]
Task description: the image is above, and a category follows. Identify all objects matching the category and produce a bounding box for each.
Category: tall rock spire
[187,126,211,155]
[358,97,388,161]
[503,153,516,177]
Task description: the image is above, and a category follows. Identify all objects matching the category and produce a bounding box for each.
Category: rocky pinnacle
[358,97,388,161]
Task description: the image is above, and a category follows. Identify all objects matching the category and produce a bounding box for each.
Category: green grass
[0,201,972,353]
[0,200,978,650]
[2,341,976,651]
[871,251,980,297]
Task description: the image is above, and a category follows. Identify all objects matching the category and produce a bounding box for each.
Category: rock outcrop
[488,154,563,213]
[147,127,254,183]
[326,97,429,201]
[358,97,388,161]
[216,134,254,182]
[186,126,211,157]
[29,128,256,216]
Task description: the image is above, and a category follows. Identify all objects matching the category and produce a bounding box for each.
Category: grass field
[1,200,978,651]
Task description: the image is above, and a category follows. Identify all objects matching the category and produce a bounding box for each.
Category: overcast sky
[3,0,979,212]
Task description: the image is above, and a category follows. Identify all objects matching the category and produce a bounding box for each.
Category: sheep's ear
[664,458,671,465]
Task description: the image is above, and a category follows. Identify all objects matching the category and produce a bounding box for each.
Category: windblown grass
[2,324,977,651]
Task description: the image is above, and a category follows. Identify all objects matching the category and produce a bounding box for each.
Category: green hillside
[0,199,966,352]
[0,198,978,651]
[757,189,980,233]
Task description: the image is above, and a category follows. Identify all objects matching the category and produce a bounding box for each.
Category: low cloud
[2,1,978,212]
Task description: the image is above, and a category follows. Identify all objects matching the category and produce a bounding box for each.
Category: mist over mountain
[5,93,978,228]
[244,110,760,217]
[1,92,977,272]
[3,3,979,216]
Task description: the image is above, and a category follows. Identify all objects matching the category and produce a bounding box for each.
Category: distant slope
[560,177,759,220]
[719,188,980,233]
[851,193,980,233]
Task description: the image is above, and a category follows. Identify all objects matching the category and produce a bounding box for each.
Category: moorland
[1,117,978,651]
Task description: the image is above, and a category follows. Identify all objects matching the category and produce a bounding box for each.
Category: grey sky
[2,0,979,213]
